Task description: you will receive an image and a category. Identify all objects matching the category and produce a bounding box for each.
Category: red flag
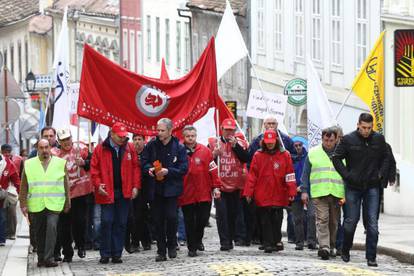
[160,58,170,81]
[78,38,218,135]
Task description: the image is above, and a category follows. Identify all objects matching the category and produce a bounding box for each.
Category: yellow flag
[352,31,385,133]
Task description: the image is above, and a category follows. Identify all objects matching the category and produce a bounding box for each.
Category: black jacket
[383,143,397,188]
[332,130,389,190]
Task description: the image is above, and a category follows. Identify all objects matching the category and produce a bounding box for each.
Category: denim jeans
[100,190,130,258]
[177,207,186,241]
[93,203,102,248]
[343,187,379,260]
[0,207,5,243]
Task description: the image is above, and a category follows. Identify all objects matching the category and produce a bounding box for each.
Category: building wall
[120,0,142,73]
[142,0,190,79]
[250,0,381,137]
[382,0,414,216]
[190,9,249,128]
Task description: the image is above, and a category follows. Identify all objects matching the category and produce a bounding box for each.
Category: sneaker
[367,259,378,267]
[318,249,330,260]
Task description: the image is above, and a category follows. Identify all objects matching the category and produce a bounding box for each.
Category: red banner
[78,38,218,135]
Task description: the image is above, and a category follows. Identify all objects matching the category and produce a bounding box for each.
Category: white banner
[246,89,288,121]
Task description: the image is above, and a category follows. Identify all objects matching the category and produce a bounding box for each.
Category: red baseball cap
[222,118,236,130]
[112,122,128,137]
[263,129,277,143]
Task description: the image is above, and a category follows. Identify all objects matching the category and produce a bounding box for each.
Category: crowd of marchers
[0,112,395,268]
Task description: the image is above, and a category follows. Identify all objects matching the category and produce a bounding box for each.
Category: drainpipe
[177,8,192,66]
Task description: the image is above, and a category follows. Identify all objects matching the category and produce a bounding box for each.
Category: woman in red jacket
[244,129,296,253]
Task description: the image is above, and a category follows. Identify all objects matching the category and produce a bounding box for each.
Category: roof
[0,0,39,27]
[50,0,119,17]
[187,0,247,17]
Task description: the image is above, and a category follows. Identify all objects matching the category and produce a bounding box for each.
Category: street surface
[27,218,414,276]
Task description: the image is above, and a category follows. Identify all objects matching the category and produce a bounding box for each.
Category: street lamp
[25,71,36,92]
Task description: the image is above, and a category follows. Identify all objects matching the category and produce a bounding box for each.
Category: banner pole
[335,89,353,120]
[42,70,55,129]
[215,108,220,178]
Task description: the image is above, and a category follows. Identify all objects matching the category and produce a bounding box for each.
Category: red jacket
[90,139,141,204]
[0,156,20,208]
[179,144,220,206]
[243,149,296,207]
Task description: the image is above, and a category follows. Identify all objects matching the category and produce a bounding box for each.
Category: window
[257,0,265,51]
[3,49,7,69]
[10,44,14,75]
[25,40,28,77]
[295,0,305,59]
[130,31,135,72]
[311,0,322,62]
[356,0,368,70]
[156,17,160,62]
[146,15,151,61]
[193,33,199,61]
[18,42,22,82]
[184,22,191,72]
[165,19,170,65]
[331,0,343,67]
[274,0,283,55]
[176,21,181,70]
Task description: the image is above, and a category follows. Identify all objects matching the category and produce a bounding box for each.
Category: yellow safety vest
[24,156,67,213]
[308,145,344,199]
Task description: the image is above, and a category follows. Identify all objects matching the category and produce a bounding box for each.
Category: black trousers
[125,193,152,248]
[55,195,89,258]
[152,195,178,256]
[258,206,283,248]
[241,198,256,244]
[215,190,242,247]
[182,201,211,251]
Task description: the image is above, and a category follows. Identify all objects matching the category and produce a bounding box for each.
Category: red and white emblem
[273,162,280,170]
[136,85,170,117]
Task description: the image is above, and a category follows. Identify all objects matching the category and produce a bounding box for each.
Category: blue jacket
[141,136,188,198]
[247,130,296,169]
[292,148,308,201]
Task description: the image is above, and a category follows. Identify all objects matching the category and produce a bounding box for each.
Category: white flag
[306,58,337,148]
[52,7,71,129]
[215,0,248,80]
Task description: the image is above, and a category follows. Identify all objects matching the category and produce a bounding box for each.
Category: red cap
[263,129,277,143]
[112,122,128,137]
[222,118,236,130]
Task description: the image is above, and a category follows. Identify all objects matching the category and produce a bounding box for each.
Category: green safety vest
[308,145,344,199]
[24,156,67,213]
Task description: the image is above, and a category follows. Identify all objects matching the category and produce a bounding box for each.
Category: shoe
[258,245,264,250]
[220,246,231,251]
[341,252,350,263]
[62,256,72,263]
[54,256,62,262]
[295,244,304,250]
[0,243,5,246]
[367,259,378,267]
[330,248,337,257]
[155,254,167,262]
[188,250,197,257]
[336,248,342,256]
[143,244,151,251]
[44,261,59,267]
[264,247,273,253]
[275,242,284,251]
[112,256,123,263]
[78,248,86,258]
[37,260,44,267]
[99,257,110,264]
[197,243,205,251]
[318,249,330,260]
[308,244,317,250]
[168,248,177,259]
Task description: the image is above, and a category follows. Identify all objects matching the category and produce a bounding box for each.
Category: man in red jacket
[90,122,140,264]
[179,125,220,257]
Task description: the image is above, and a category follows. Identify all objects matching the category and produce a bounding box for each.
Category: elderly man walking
[141,118,188,262]
[19,139,70,268]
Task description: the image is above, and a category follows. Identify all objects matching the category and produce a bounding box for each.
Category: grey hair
[263,114,278,123]
[330,125,344,137]
[157,118,173,130]
[182,125,197,135]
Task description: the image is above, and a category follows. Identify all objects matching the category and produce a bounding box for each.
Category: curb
[352,243,414,265]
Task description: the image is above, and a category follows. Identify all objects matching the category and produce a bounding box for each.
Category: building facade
[187,0,249,130]
[250,0,381,137]
[382,0,414,216]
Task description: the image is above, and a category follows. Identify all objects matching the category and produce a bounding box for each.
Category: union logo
[136,85,170,117]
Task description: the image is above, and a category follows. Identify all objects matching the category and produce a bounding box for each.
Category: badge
[194,157,201,165]
[173,156,177,163]
[273,162,280,170]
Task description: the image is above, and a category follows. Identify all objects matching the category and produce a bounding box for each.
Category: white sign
[246,89,288,121]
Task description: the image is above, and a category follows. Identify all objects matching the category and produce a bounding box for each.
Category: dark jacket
[141,136,188,198]
[292,147,308,201]
[332,130,389,190]
[383,143,396,188]
[247,130,295,169]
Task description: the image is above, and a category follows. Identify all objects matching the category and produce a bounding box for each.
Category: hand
[63,204,71,213]
[296,186,302,192]
[301,193,309,204]
[213,188,221,199]
[156,168,168,178]
[246,196,252,203]
[98,184,108,196]
[149,168,155,177]
[288,196,295,202]
[76,158,85,166]
[132,187,138,199]
[20,206,28,217]
[228,136,237,147]
[212,143,221,158]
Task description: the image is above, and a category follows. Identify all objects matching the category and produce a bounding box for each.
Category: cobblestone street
[27,219,414,276]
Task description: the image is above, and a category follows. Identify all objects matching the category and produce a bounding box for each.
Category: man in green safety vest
[301,127,345,261]
[19,139,70,268]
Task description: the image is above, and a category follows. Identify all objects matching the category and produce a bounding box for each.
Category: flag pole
[215,108,220,177]
[334,89,353,120]
[42,70,56,130]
